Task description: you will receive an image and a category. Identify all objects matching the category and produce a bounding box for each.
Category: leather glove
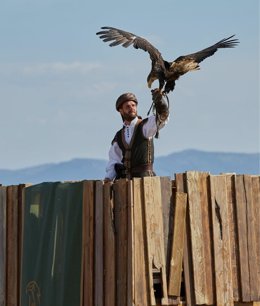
[151,89,169,122]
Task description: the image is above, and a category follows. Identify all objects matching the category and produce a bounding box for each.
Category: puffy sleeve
[142,115,169,139]
[104,141,123,180]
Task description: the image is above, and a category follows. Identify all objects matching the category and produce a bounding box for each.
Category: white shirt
[105,115,168,180]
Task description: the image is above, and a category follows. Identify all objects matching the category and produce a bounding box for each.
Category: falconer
[104,89,169,181]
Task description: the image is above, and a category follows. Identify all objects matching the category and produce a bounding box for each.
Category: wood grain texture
[235,175,251,302]
[103,182,116,306]
[143,177,168,305]
[95,181,104,306]
[168,191,187,297]
[210,175,233,306]
[0,187,6,306]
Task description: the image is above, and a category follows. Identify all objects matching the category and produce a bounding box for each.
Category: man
[104,89,169,181]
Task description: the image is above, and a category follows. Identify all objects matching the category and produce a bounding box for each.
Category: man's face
[119,100,137,122]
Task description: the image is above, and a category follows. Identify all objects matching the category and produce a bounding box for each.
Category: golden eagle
[96,26,239,94]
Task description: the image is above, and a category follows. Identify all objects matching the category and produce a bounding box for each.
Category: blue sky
[0,0,259,169]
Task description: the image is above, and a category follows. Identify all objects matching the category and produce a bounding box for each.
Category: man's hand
[151,88,163,104]
[151,88,169,121]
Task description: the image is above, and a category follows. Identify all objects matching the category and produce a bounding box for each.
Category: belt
[130,164,153,174]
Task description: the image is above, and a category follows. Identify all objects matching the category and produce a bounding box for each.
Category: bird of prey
[96,26,239,94]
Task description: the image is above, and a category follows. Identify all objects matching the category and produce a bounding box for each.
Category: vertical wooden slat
[160,177,173,274]
[175,173,195,306]
[114,179,128,306]
[186,171,205,305]
[251,176,260,300]
[132,178,149,306]
[210,175,233,306]
[186,171,214,305]
[200,172,215,305]
[244,175,259,301]
[235,175,251,302]
[226,174,241,302]
[95,181,104,306]
[164,177,182,306]
[0,186,6,306]
[143,177,168,305]
[82,181,95,306]
[127,180,133,306]
[103,182,116,306]
[168,191,187,296]
[6,185,19,306]
[17,184,26,306]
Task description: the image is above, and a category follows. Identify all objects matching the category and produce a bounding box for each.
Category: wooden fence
[174,173,260,306]
[0,172,260,306]
[82,177,187,306]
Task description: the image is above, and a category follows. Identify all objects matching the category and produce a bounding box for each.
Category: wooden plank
[210,175,233,306]
[199,172,214,305]
[244,175,259,301]
[175,173,185,193]
[185,171,205,305]
[226,174,241,302]
[132,178,149,306]
[160,177,173,276]
[6,185,19,306]
[186,171,213,305]
[103,182,116,306]
[166,178,182,305]
[95,181,104,306]
[127,180,133,306]
[235,175,251,302]
[0,187,6,306]
[251,176,260,300]
[143,177,168,305]
[175,173,195,306]
[114,179,128,306]
[168,191,187,296]
[82,181,95,306]
[17,184,26,306]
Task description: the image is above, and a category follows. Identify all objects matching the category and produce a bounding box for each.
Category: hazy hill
[0,150,259,185]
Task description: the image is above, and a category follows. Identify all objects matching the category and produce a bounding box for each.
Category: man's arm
[151,89,170,138]
[143,89,170,138]
[142,115,168,138]
[151,89,170,123]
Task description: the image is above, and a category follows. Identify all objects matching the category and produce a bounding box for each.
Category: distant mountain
[0,150,259,185]
[0,159,107,185]
[154,149,259,177]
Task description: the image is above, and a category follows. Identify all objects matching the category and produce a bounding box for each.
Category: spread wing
[173,35,239,65]
[164,35,239,93]
[96,26,164,63]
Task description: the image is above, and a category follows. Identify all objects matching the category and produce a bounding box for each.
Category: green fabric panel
[20,181,83,306]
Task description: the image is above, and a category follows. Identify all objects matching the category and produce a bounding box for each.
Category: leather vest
[113,118,154,176]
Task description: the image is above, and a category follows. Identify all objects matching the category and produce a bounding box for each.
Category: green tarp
[20,182,83,306]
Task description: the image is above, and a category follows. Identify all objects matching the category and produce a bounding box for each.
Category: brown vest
[113,118,155,177]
